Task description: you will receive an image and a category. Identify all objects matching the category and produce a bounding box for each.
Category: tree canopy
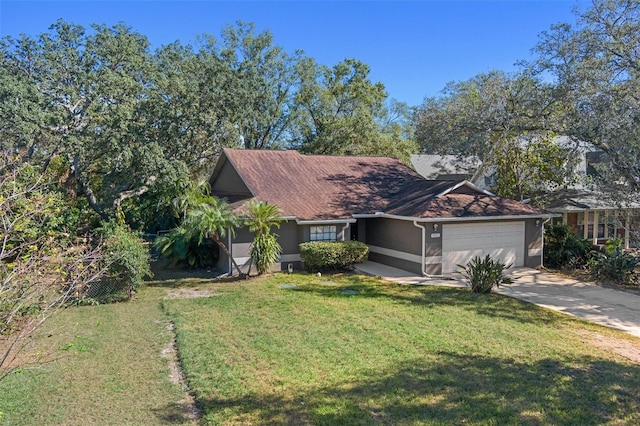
[1,20,415,230]
[413,0,640,200]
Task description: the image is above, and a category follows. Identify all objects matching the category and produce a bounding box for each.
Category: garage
[441,221,525,273]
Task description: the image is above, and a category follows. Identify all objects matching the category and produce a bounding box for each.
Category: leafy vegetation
[299,240,369,271]
[413,0,640,203]
[160,183,243,276]
[0,20,415,231]
[458,254,513,294]
[93,221,152,300]
[0,158,108,378]
[544,224,593,269]
[589,238,640,285]
[153,227,219,269]
[243,200,284,275]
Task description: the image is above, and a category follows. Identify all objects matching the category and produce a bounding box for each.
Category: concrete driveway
[355,261,640,338]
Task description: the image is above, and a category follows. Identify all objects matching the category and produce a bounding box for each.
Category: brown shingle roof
[214,149,548,221]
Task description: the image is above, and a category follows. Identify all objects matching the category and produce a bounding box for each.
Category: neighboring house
[410,155,482,182]
[412,139,640,248]
[209,148,554,275]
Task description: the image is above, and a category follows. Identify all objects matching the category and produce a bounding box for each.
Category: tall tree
[294,58,417,162]
[220,22,303,150]
[412,70,576,200]
[0,20,186,221]
[488,135,573,203]
[413,70,559,159]
[533,0,640,191]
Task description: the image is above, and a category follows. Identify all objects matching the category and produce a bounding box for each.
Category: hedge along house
[209,148,556,275]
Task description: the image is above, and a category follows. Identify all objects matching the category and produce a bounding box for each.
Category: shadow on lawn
[291,274,564,327]
[196,352,640,425]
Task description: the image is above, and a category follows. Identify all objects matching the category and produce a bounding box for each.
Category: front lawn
[0,285,194,425]
[1,271,639,425]
[162,273,640,425]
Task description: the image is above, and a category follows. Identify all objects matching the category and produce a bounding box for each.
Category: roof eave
[370,212,561,223]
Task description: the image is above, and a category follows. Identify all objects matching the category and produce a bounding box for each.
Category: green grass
[0,286,193,426]
[1,271,639,425]
[161,273,640,425]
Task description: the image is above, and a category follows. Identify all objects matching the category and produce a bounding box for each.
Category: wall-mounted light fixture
[433,223,439,232]
[536,220,541,227]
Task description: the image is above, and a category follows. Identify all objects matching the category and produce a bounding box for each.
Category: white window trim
[309,225,338,242]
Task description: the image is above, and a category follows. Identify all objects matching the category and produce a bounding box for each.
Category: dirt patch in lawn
[162,322,200,424]
[577,329,640,364]
[164,287,221,298]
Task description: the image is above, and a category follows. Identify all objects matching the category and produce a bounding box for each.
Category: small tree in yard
[458,255,513,294]
[0,159,109,380]
[243,200,284,275]
[170,183,244,276]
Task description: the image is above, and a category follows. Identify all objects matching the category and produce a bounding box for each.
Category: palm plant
[244,199,284,275]
[171,182,244,276]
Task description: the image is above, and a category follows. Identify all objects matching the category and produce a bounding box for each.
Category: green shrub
[458,255,513,294]
[96,221,152,300]
[589,238,639,285]
[299,241,369,271]
[250,232,282,275]
[153,227,219,268]
[544,224,592,269]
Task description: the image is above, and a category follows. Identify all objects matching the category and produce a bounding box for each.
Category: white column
[625,210,631,249]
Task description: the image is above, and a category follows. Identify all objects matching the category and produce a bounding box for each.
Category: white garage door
[441,221,525,273]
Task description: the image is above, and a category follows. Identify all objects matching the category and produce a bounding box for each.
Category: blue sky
[0,1,587,106]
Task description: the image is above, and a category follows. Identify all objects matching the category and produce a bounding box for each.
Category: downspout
[228,230,232,274]
[413,221,427,276]
[340,223,350,241]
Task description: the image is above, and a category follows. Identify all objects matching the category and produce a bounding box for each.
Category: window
[310,225,337,241]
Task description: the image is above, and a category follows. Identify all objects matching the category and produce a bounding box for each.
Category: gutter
[295,218,357,225]
[227,230,232,274]
[340,223,350,241]
[370,212,560,223]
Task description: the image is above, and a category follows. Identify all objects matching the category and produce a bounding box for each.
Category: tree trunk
[212,233,245,278]
[72,155,108,221]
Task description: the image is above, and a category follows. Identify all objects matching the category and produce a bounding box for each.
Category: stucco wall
[364,218,423,273]
[210,160,251,196]
[226,221,355,273]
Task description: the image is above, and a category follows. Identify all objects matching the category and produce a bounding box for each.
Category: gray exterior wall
[210,160,251,197]
[364,218,423,275]
[223,221,355,274]
[362,217,544,276]
[424,225,443,275]
[219,216,544,275]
